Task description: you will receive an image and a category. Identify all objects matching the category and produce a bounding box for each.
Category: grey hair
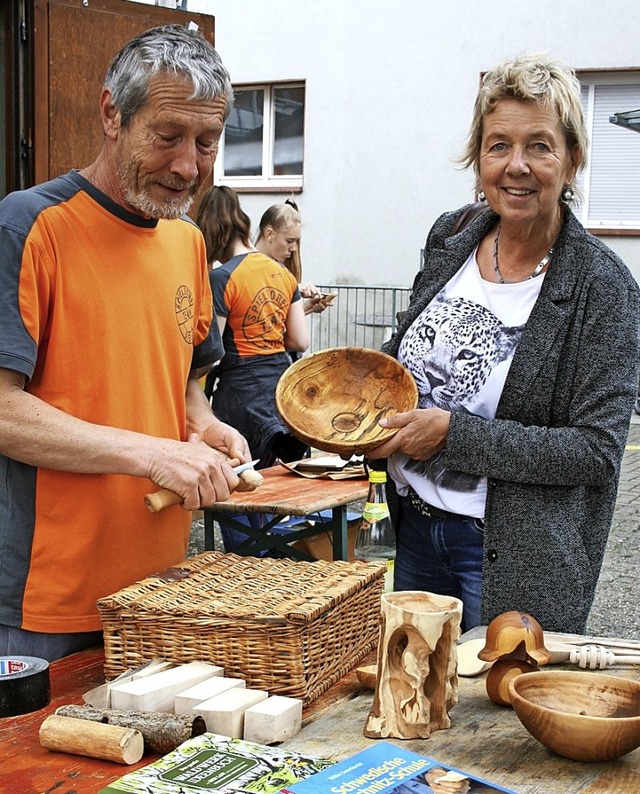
[460,53,589,194]
[104,24,234,127]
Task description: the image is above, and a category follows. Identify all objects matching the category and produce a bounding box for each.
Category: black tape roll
[0,656,51,717]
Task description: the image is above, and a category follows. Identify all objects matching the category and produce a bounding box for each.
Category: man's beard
[118,161,199,220]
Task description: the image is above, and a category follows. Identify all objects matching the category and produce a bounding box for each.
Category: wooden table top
[283,633,640,794]
[1,633,638,793]
[0,645,360,793]
[204,464,368,517]
[0,647,128,793]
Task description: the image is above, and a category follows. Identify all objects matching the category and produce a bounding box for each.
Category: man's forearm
[0,369,153,476]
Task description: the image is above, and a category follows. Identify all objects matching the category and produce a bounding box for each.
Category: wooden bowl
[508,670,640,762]
[275,347,418,455]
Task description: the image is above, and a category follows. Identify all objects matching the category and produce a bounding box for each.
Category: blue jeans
[395,494,484,632]
[0,624,103,662]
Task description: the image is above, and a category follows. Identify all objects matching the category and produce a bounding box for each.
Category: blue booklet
[279,741,518,794]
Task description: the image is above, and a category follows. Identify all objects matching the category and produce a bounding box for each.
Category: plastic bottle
[354,470,396,592]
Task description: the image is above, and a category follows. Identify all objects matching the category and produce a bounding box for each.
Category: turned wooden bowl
[508,670,640,762]
[275,347,418,455]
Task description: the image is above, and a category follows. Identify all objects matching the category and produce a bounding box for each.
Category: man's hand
[200,420,259,493]
[145,432,249,511]
[200,419,251,464]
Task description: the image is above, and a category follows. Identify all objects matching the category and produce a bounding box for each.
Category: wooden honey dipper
[566,644,640,669]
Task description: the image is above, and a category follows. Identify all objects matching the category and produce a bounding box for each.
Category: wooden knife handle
[144,469,264,513]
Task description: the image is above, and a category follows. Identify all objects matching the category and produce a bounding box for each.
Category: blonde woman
[367,54,640,634]
[255,201,334,315]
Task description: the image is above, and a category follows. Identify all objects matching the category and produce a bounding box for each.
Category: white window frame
[217,81,305,192]
[577,69,640,235]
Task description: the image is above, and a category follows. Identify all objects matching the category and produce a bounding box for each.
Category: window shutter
[586,84,640,226]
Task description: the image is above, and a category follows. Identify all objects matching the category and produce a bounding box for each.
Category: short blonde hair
[460,53,588,192]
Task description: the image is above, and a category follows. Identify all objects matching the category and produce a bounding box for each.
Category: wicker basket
[97,551,384,705]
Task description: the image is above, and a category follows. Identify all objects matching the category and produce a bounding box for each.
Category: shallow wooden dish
[355,664,377,690]
[508,670,640,762]
[276,347,418,455]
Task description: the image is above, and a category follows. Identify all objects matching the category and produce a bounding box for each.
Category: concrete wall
[133,0,640,287]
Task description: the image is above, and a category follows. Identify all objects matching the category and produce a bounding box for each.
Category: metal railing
[308,285,411,352]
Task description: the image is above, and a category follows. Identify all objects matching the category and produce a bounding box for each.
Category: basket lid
[97,552,384,626]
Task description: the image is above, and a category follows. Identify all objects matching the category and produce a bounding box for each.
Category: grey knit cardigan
[382,206,640,633]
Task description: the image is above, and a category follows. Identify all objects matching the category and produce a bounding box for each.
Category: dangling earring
[478,190,486,202]
[561,185,574,204]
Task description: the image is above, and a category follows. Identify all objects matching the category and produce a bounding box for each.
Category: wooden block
[110,662,220,713]
[195,688,268,738]
[243,695,303,744]
[83,659,177,708]
[131,659,176,679]
[174,676,244,714]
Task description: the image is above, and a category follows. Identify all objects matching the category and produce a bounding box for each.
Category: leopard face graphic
[399,294,525,491]
[400,295,524,411]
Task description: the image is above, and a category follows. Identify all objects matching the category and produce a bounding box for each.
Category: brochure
[279,741,518,794]
[99,732,333,794]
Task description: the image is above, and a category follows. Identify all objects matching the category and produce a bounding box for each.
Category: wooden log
[56,705,107,723]
[365,590,462,740]
[55,705,206,754]
[39,715,144,765]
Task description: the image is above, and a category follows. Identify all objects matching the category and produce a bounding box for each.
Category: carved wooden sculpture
[478,611,551,706]
[364,591,462,739]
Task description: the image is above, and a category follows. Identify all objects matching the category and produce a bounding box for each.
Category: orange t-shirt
[210,251,300,359]
[0,171,219,632]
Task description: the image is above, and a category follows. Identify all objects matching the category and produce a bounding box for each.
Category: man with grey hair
[0,25,250,661]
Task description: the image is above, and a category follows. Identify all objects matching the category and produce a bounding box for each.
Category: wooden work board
[205,464,368,517]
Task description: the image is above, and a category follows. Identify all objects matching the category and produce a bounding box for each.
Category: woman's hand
[298,281,334,314]
[298,281,322,299]
[303,295,331,314]
[366,408,451,460]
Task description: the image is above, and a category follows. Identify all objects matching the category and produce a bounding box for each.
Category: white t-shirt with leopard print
[388,246,544,519]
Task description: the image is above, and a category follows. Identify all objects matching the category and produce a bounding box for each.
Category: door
[28,0,215,187]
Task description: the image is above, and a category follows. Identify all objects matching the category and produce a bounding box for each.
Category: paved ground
[586,417,640,640]
[190,419,640,642]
